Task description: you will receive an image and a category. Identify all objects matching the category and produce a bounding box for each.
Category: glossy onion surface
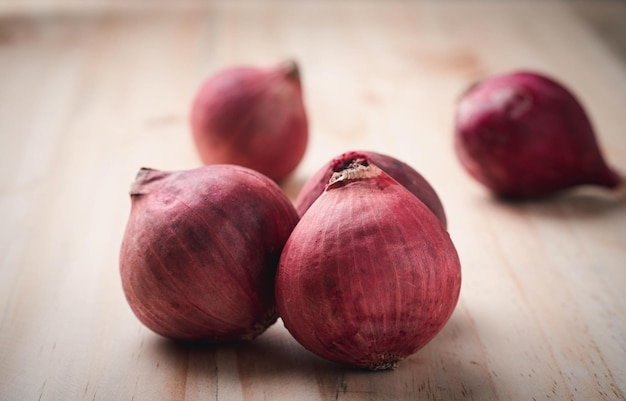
[276,160,461,370]
[120,165,299,342]
[454,70,620,197]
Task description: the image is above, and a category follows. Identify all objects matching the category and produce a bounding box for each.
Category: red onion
[454,70,621,197]
[190,60,308,182]
[119,165,299,342]
[275,156,461,370]
[295,151,447,228]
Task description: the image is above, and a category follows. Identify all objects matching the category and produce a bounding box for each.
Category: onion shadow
[146,309,502,400]
[483,183,626,221]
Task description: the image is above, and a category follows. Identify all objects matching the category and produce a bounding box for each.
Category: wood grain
[0,2,625,400]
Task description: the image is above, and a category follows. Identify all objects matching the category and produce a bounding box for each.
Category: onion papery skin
[295,151,447,228]
[190,60,309,182]
[454,70,621,198]
[119,165,299,342]
[276,161,461,370]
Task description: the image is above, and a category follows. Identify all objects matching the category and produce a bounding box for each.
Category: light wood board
[1,1,625,400]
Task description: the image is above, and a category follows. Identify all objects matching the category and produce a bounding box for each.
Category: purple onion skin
[295,151,447,228]
[455,71,621,198]
[276,161,461,370]
[191,61,308,183]
[119,165,299,342]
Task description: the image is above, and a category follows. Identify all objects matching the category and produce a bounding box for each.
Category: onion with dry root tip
[276,154,461,370]
[119,165,299,342]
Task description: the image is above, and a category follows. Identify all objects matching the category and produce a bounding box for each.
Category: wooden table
[1,1,625,400]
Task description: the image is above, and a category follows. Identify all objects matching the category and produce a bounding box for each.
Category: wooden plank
[0,2,624,400]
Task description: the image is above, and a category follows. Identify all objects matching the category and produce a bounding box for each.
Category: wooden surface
[1,1,625,400]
